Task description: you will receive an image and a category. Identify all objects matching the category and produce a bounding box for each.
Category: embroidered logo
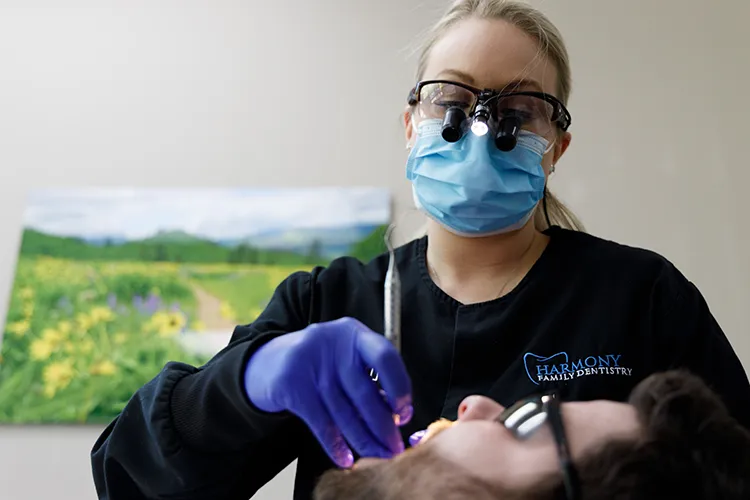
[523,351,633,385]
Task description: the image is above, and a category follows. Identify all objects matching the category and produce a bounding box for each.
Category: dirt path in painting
[177,285,236,358]
[192,285,236,331]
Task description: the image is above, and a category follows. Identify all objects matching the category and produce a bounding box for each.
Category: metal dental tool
[383,224,401,354]
[380,224,405,426]
[369,224,402,386]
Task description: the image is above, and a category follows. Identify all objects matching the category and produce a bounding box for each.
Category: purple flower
[107,293,117,309]
[144,293,161,315]
[132,295,145,314]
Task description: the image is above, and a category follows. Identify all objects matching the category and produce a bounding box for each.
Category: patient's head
[313,371,750,500]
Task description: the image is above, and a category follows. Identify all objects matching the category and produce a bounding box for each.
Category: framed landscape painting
[0,187,390,423]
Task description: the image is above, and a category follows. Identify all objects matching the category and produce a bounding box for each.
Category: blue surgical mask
[406,119,549,236]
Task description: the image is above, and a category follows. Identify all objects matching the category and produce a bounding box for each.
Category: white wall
[0,1,748,499]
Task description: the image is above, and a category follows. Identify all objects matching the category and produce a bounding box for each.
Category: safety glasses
[496,391,580,500]
[408,80,571,150]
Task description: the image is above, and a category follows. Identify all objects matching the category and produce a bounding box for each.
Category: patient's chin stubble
[312,444,517,500]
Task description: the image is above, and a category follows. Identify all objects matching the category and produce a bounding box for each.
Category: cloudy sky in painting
[23,188,391,240]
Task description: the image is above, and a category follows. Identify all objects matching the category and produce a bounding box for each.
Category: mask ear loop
[542,139,556,229]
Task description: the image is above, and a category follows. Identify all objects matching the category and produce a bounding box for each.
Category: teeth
[408,418,456,447]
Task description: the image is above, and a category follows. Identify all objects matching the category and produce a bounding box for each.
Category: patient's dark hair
[567,370,750,499]
[313,371,750,500]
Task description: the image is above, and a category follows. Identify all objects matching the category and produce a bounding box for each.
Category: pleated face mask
[406,118,548,236]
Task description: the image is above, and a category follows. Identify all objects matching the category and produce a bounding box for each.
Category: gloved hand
[244,317,413,468]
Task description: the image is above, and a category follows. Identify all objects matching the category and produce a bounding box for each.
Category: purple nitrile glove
[409,429,428,447]
[244,317,413,468]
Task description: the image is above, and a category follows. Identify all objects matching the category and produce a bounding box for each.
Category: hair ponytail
[536,189,584,231]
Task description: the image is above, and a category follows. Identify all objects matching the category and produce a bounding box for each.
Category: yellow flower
[30,339,55,360]
[113,332,128,345]
[89,306,114,323]
[160,313,187,337]
[30,329,66,361]
[219,302,235,321]
[144,313,164,331]
[90,360,117,376]
[79,339,95,354]
[19,287,34,300]
[76,312,93,332]
[145,311,187,338]
[6,320,29,337]
[41,328,64,343]
[22,303,34,318]
[42,360,75,398]
[57,320,72,335]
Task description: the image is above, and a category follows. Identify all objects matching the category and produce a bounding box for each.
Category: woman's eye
[435,100,470,109]
[499,108,534,122]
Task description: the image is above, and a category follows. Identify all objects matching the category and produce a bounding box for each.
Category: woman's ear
[553,131,572,165]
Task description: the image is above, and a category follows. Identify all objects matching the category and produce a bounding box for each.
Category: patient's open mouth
[409,418,456,447]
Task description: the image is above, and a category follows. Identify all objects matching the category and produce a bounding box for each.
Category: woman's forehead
[422,17,559,96]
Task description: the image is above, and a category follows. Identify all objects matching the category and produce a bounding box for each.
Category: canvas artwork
[0,187,391,424]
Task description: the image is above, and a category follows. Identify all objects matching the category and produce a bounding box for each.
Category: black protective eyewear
[496,391,580,500]
[408,80,572,151]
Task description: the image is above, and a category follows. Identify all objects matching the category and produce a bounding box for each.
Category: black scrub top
[91,227,750,500]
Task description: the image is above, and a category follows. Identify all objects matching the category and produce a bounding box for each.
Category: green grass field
[0,257,308,423]
[189,267,294,323]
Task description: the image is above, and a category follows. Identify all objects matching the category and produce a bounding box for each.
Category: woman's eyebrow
[500,79,544,93]
[435,68,477,85]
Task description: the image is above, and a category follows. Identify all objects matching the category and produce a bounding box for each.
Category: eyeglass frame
[407,79,573,132]
[496,391,581,500]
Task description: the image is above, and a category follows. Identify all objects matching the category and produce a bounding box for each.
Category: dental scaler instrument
[383,224,401,354]
[369,224,402,389]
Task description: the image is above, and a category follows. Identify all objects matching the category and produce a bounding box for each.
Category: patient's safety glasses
[408,80,571,151]
[497,392,580,500]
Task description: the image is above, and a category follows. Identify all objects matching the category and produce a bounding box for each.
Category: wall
[0,0,747,498]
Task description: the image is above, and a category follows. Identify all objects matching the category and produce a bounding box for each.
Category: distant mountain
[18,228,329,266]
[83,236,129,247]
[142,230,207,244]
[71,230,205,246]
[22,224,387,261]
[220,225,380,257]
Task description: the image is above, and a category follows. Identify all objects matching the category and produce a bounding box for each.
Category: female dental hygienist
[91,1,750,499]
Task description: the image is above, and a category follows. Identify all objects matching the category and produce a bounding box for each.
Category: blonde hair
[414,0,584,232]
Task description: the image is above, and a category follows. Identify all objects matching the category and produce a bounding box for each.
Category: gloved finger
[339,361,404,455]
[354,328,413,421]
[294,396,354,469]
[409,429,427,447]
[320,376,396,459]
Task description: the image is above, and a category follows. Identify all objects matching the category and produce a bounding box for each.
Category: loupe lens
[441,107,466,142]
[495,115,522,151]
